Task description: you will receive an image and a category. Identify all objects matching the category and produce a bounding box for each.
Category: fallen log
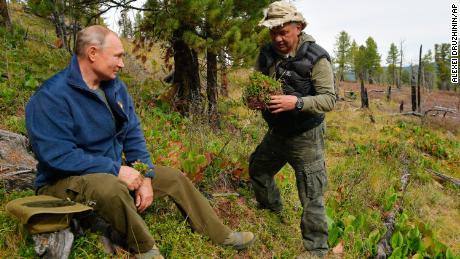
[424,106,458,118]
[426,169,460,188]
[376,156,411,259]
[390,111,423,117]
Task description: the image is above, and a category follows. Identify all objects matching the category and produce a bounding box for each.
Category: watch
[295,96,304,111]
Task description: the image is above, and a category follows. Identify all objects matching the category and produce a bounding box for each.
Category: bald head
[75,25,118,57]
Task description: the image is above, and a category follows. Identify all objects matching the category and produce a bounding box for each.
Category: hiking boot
[222,231,256,250]
[134,245,164,259]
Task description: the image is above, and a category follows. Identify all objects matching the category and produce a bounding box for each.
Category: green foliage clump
[242,72,282,110]
[0,22,69,117]
[132,160,151,176]
[386,213,457,259]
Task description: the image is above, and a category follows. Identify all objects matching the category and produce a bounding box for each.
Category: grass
[1,4,460,258]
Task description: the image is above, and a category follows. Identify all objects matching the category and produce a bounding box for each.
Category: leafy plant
[132,160,151,176]
[383,186,398,211]
[180,151,209,183]
[242,72,282,110]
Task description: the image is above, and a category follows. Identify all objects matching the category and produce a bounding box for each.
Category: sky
[105,0,457,66]
[293,0,455,66]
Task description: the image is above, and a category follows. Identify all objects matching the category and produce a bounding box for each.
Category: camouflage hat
[259,1,307,29]
[6,195,92,234]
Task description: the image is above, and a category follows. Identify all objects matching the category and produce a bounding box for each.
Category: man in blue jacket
[26,25,254,258]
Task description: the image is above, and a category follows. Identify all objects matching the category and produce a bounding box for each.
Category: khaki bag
[6,195,92,234]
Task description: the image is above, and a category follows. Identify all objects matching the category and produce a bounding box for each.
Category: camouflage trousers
[249,123,328,253]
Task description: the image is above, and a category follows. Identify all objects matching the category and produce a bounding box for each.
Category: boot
[222,231,256,250]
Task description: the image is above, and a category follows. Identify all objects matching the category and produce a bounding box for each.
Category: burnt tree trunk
[387,85,391,101]
[411,68,417,112]
[173,35,201,114]
[417,45,422,113]
[360,77,369,108]
[206,50,219,127]
[0,0,11,31]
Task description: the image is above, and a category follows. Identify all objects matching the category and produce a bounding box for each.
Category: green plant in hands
[243,71,283,110]
[132,160,151,176]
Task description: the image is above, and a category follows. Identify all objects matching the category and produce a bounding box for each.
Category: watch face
[296,98,303,109]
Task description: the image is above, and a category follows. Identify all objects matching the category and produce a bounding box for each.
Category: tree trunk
[411,68,417,112]
[360,77,368,108]
[206,50,219,127]
[173,37,201,114]
[368,74,374,84]
[398,41,403,89]
[220,65,228,97]
[218,49,229,97]
[387,85,391,101]
[52,11,68,52]
[417,45,422,112]
[0,0,12,31]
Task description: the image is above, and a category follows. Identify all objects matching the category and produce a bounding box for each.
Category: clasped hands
[118,165,153,213]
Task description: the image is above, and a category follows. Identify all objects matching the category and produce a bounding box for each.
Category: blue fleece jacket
[26,55,155,188]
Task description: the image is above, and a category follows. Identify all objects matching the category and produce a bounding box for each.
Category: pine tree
[349,40,360,80]
[133,11,142,38]
[27,0,106,52]
[434,43,451,90]
[333,31,351,81]
[119,9,133,38]
[141,0,269,121]
[364,37,381,84]
[422,49,436,90]
[386,43,399,86]
[353,45,368,80]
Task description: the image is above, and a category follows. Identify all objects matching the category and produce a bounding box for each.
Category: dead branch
[390,111,423,117]
[2,169,35,178]
[376,156,411,259]
[424,106,458,118]
[376,209,400,259]
[368,90,386,93]
[212,192,240,198]
[426,169,460,188]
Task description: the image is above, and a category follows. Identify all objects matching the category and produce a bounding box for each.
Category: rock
[0,129,37,191]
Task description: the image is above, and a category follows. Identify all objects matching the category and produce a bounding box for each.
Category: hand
[268,95,298,113]
[118,166,143,190]
[135,177,153,213]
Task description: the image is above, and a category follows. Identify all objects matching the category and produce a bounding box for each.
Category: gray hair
[74,25,116,57]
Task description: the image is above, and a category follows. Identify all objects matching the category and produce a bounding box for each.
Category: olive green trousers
[249,123,329,254]
[37,166,231,253]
